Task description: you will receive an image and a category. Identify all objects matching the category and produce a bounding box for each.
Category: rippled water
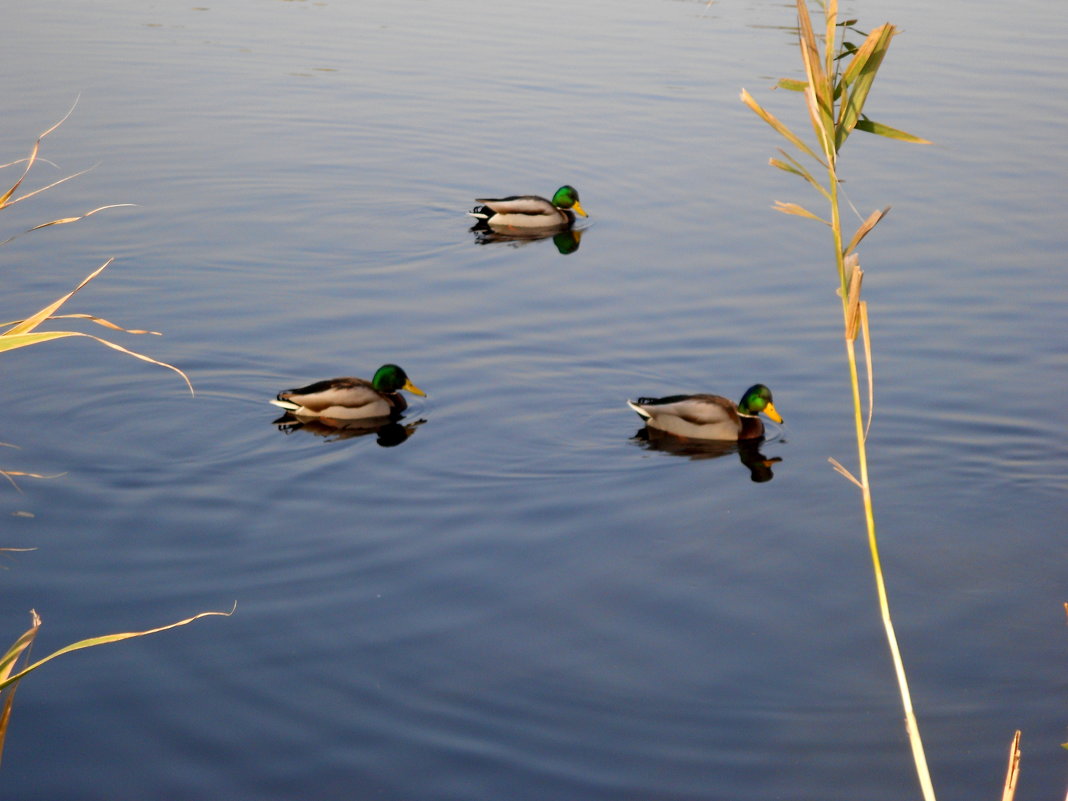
[3,0,1066,799]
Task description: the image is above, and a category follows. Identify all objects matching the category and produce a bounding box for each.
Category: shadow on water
[272,413,427,446]
[631,426,783,483]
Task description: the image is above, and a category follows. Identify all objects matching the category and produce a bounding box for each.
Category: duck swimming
[468,185,588,230]
[627,384,782,441]
[270,364,426,420]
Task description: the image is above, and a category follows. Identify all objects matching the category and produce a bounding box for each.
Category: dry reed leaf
[0,166,95,216]
[844,206,890,256]
[795,0,828,107]
[828,457,863,488]
[0,611,40,765]
[844,253,864,340]
[0,331,194,396]
[0,468,66,492]
[3,258,113,337]
[860,300,874,441]
[0,604,236,692]
[823,0,839,79]
[740,89,826,166]
[0,204,136,247]
[771,149,832,199]
[796,1,835,161]
[0,100,79,209]
[804,82,836,165]
[773,201,829,224]
[0,314,161,336]
[1001,730,1021,801]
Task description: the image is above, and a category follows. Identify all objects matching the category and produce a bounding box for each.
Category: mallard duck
[468,185,588,229]
[627,384,782,441]
[270,364,426,420]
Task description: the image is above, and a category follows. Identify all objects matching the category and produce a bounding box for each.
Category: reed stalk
[742,2,937,798]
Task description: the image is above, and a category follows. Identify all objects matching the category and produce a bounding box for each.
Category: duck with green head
[627,384,782,441]
[270,364,426,421]
[468,185,588,230]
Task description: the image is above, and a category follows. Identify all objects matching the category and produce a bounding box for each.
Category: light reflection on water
[2,0,1067,799]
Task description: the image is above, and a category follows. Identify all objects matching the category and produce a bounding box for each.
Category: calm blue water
[3,0,1066,799]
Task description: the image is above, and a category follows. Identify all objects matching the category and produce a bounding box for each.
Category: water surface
[3,0,1066,799]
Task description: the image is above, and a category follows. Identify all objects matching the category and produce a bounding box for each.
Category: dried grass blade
[773,201,829,225]
[844,253,863,340]
[0,141,41,209]
[0,201,133,247]
[844,206,890,256]
[0,612,42,766]
[796,0,827,99]
[0,613,41,682]
[3,259,113,336]
[1001,730,1021,801]
[740,90,826,166]
[828,457,863,488]
[0,605,235,692]
[860,300,874,441]
[0,331,194,396]
[804,84,836,165]
[0,470,65,480]
[0,99,78,209]
[771,149,832,199]
[0,166,95,213]
[796,0,835,159]
[42,314,161,335]
[824,0,839,79]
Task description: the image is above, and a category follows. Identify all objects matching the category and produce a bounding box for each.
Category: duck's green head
[552,185,587,218]
[738,384,782,423]
[373,364,427,397]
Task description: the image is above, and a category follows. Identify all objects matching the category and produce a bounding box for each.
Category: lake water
[3,0,1066,798]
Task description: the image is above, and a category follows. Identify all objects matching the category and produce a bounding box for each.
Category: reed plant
[740,2,945,798]
[0,606,234,767]
[1,106,217,768]
[0,103,192,394]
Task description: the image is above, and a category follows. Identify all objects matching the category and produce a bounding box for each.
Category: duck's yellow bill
[403,379,427,397]
[571,200,588,218]
[763,402,783,424]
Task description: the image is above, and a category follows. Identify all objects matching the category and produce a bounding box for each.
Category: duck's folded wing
[632,394,740,426]
[277,377,378,413]
[473,195,554,215]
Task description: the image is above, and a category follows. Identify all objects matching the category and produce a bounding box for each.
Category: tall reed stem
[742,2,936,797]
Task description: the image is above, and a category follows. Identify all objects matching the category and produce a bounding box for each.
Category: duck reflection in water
[631,427,782,482]
[273,414,426,446]
[469,225,583,255]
